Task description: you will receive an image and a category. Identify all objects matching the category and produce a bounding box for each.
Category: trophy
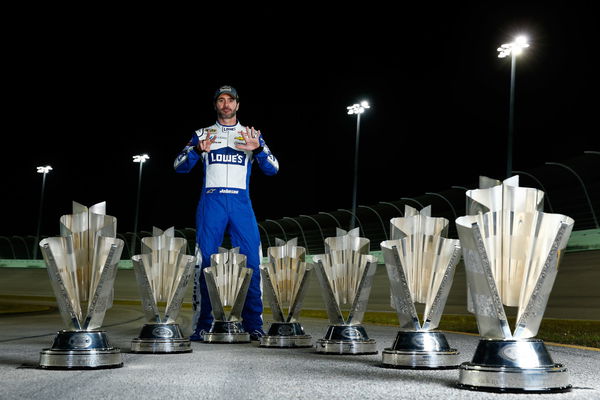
[38,202,124,369]
[203,247,253,343]
[260,238,313,348]
[456,176,574,392]
[313,228,378,355]
[380,205,462,368]
[130,227,196,353]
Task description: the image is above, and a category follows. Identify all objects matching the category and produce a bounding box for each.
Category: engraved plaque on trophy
[130,227,196,353]
[260,238,313,348]
[380,205,462,368]
[313,228,378,355]
[203,248,253,343]
[456,176,574,393]
[38,201,124,369]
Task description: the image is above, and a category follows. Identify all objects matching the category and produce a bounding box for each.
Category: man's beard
[218,109,237,120]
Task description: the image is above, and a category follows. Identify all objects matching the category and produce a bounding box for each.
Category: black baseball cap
[214,85,239,101]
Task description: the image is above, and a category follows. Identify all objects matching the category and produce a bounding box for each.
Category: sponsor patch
[208,152,246,165]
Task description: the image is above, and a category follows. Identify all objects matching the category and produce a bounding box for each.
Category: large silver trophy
[203,247,253,343]
[313,228,378,355]
[260,238,313,348]
[380,205,462,368]
[131,227,196,353]
[38,202,124,369]
[456,176,574,393]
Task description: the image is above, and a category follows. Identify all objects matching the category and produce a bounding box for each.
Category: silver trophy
[456,176,574,393]
[203,247,253,343]
[260,238,313,348]
[380,205,462,368]
[38,202,124,369]
[131,227,196,353]
[313,228,378,355]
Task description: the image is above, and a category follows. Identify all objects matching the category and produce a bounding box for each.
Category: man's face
[215,94,239,119]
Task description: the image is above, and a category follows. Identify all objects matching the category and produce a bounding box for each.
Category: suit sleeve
[253,135,279,176]
[174,133,202,173]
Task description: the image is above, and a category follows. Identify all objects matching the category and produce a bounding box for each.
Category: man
[174,85,279,341]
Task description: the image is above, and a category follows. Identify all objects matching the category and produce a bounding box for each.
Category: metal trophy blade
[130,227,196,353]
[380,205,462,369]
[313,228,378,355]
[38,201,124,369]
[259,238,313,348]
[203,247,253,343]
[456,176,574,393]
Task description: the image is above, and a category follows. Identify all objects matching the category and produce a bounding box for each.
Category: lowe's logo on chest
[208,151,246,165]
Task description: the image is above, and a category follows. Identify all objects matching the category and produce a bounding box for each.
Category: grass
[298,309,600,349]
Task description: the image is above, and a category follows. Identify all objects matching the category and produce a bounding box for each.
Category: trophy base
[39,330,122,369]
[381,331,459,369]
[260,335,312,348]
[130,323,192,354]
[204,321,250,344]
[457,338,571,393]
[260,322,312,348]
[315,325,377,355]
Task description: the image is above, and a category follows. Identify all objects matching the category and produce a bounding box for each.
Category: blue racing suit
[174,121,279,334]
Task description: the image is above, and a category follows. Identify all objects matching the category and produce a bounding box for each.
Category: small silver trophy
[456,176,574,393]
[260,238,313,348]
[131,227,196,353]
[203,247,253,343]
[313,228,378,355]
[380,205,462,368]
[38,202,124,369]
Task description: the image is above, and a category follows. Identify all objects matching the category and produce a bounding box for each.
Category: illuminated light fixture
[37,165,53,174]
[133,154,150,163]
[347,101,370,115]
[497,35,529,58]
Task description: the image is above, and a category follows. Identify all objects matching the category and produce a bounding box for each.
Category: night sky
[3,3,599,237]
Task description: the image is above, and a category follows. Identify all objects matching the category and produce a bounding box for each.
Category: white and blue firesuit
[174,121,279,334]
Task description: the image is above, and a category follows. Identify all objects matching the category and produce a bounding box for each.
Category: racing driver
[174,85,279,341]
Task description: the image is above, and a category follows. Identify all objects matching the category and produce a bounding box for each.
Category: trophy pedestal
[204,321,250,344]
[130,323,192,353]
[315,325,377,355]
[259,322,312,348]
[457,339,571,393]
[381,331,459,369]
[39,330,122,369]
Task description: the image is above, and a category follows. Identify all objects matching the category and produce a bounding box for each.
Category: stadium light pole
[347,100,370,229]
[33,165,52,259]
[497,35,529,179]
[132,154,149,255]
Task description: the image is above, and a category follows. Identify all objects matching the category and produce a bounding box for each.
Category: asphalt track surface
[0,250,598,399]
[0,306,599,400]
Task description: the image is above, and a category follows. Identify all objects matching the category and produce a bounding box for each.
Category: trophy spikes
[203,248,253,343]
[313,228,378,355]
[131,227,196,353]
[259,238,314,348]
[38,201,124,369]
[456,176,574,393]
[380,205,462,369]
